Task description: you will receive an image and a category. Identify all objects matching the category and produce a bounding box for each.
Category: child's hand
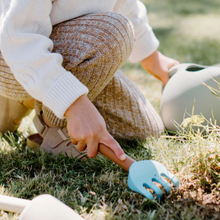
[141,50,179,86]
[65,95,126,161]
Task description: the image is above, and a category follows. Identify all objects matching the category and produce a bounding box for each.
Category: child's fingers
[70,137,78,145]
[77,141,87,151]
[101,135,126,161]
[168,60,180,69]
[160,70,170,86]
[87,139,99,158]
[149,71,161,81]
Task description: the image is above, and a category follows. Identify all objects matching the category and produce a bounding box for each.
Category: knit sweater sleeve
[115,0,159,63]
[0,0,88,119]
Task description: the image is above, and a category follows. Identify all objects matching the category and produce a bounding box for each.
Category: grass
[1,0,220,219]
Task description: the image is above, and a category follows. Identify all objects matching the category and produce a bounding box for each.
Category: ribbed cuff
[43,71,89,119]
[129,30,159,63]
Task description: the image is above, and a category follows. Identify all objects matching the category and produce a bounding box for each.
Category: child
[0,0,179,160]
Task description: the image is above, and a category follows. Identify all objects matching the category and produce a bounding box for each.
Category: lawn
[1,0,220,219]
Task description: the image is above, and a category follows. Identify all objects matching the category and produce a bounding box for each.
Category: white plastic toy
[161,63,220,131]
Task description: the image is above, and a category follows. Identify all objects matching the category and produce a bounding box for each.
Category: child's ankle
[42,113,56,128]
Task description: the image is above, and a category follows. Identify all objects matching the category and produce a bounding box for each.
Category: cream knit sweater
[0,0,159,118]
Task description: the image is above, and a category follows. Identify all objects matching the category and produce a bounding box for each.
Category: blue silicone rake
[128,160,179,200]
[99,144,179,200]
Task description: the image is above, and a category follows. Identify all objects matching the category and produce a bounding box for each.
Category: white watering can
[161,63,220,132]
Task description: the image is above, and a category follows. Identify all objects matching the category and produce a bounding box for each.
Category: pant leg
[35,12,134,127]
[0,55,32,132]
[0,53,31,100]
[92,70,164,140]
[0,12,134,131]
[0,11,163,139]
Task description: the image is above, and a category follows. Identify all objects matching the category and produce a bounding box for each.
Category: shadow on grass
[0,132,150,215]
[152,193,220,220]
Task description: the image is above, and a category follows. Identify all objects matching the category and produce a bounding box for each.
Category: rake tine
[153,176,172,194]
[144,182,163,199]
[161,171,180,189]
[137,186,154,200]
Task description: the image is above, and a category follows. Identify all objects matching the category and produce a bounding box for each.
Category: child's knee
[100,12,134,59]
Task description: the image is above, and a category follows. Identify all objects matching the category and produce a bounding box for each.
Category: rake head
[127,160,179,200]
